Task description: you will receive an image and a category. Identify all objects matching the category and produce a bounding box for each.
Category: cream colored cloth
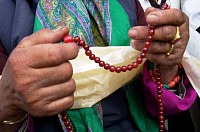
[71,47,200,109]
[71,46,143,109]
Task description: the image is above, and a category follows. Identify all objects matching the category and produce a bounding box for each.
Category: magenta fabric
[28,116,34,132]
[142,61,197,116]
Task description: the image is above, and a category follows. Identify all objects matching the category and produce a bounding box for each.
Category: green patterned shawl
[34,0,158,131]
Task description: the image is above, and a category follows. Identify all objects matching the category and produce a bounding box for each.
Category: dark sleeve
[135,0,147,26]
[0,40,8,74]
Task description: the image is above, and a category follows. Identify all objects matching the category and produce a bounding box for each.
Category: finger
[18,27,69,47]
[21,43,79,68]
[38,78,76,102]
[131,40,172,54]
[44,95,74,116]
[146,52,182,67]
[30,62,73,87]
[146,8,186,26]
[128,26,176,41]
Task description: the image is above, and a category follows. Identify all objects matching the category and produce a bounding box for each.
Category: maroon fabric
[136,0,147,26]
[0,40,8,74]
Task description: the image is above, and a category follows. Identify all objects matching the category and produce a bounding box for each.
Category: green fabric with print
[33,0,158,131]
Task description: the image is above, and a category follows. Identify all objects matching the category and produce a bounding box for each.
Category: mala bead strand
[61,111,74,132]
[63,35,150,73]
[155,64,165,132]
[149,62,182,90]
[61,3,170,132]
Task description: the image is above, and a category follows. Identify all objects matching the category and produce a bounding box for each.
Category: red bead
[159,106,164,111]
[74,36,80,43]
[156,72,161,77]
[136,57,143,64]
[64,121,70,126]
[99,61,105,67]
[132,62,138,68]
[144,42,150,48]
[83,44,90,50]
[89,54,95,60]
[140,53,146,58]
[155,69,161,74]
[159,102,163,107]
[122,66,127,72]
[62,116,68,122]
[79,40,85,46]
[127,64,133,71]
[116,66,122,73]
[109,66,116,72]
[159,111,164,116]
[61,111,66,117]
[157,94,162,99]
[94,57,100,63]
[157,86,162,90]
[63,35,74,43]
[159,125,165,131]
[147,36,153,42]
[159,116,164,121]
[85,50,92,56]
[66,126,73,131]
[159,120,164,125]
[149,25,155,30]
[156,81,161,86]
[142,47,148,53]
[156,77,161,81]
[104,63,110,70]
[157,90,162,95]
[149,29,155,36]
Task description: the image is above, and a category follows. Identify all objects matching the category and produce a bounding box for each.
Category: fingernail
[53,26,63,32]
[147,14,158,20]
[129,28,137,39]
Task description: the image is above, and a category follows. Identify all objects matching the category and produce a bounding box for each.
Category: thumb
[18,26,69,48]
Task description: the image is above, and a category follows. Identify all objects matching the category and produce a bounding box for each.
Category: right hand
[0,27,79,120]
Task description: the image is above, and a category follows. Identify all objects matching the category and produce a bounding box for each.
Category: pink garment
[142,61,197,116]
[28,116,34,132]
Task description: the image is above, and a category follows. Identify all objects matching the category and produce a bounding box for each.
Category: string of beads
[61,3,170,132]
[149,62,182,90]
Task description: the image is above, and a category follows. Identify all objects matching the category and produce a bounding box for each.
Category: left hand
[128,7,189,82]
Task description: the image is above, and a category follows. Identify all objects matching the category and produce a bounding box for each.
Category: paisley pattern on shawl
[35,0,111,47]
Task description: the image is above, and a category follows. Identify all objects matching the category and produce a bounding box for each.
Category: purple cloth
[142,61,197,116]
[28,116,34,132]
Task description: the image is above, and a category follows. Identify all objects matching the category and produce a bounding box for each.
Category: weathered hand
[128,7,189,82]
[129,7,189,67]
[0,27,79,121]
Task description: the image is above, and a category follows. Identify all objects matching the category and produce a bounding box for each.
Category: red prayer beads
[61,112,73,132]
[61,3,170,132]
[64,35,148,73]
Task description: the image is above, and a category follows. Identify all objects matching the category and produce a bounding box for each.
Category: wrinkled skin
[0,7,189,132]
[129,7,189,83]
[0,27,79,131]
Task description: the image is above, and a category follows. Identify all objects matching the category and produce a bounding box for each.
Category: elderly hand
[0,27,79,123]
[128,7,189,82]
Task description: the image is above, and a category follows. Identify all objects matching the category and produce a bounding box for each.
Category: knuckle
[162,26,174,40]
[20,36,31,45]
[66,79,76,94]
[36,28,52,42]
[47,45,63,64]
[63,63,73,78]
[174,9,185,24]
[65,96,74,109]
[68,43,79,59]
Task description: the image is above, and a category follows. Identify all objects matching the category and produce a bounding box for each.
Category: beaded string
[61,3,170,132]
[149,62,182,90]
